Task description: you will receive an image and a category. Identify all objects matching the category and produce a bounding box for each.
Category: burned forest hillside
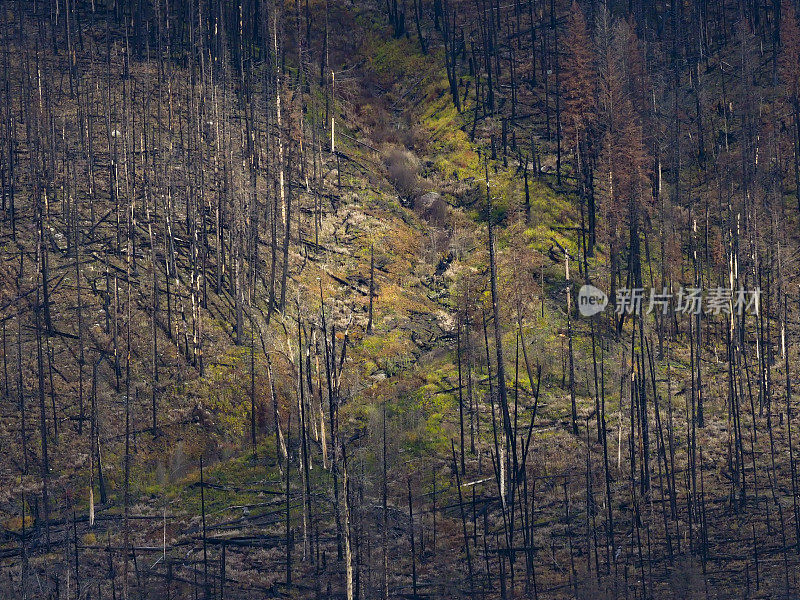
[2,0,800,598]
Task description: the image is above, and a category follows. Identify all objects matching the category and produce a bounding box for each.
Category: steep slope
[2,1,800,599]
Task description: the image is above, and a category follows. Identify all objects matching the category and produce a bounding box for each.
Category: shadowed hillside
[1,1,800,599]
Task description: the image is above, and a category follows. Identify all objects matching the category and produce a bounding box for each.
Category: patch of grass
[356,329,416,377]
[362,32,431,83]
[156,440,283,518]
[191,346,253,439]
[419,86,481,181]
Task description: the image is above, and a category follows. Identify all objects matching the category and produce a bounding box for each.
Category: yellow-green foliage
[530,181,577,228]
[420,86,480,180]
[518,182,578,255]
[3,513,34,532]
[389,360,462,456]
[193,347,253,439]
[357,329,416,377]
[362,31,431,83]
[159,442,282,517]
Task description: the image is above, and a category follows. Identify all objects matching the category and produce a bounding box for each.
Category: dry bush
[384,146,423,202]
[414,191,450,227]
[574,575,615,600]
[370,110,424,148]
[668,556,706,599]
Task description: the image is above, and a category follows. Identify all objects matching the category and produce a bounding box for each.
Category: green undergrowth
[361,29,432,83]
[140,9,709,529]
[150,438,285,519]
